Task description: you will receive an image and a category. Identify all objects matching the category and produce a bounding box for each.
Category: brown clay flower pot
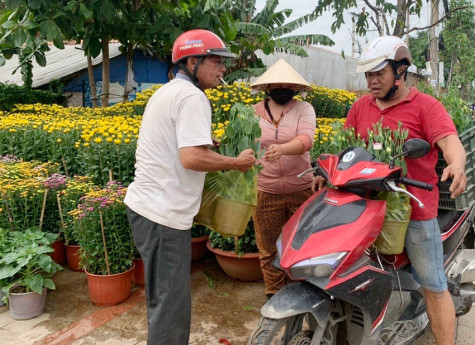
[85,264,134,307]
[132,258,145,287]
[49,239,66,265]
[65,244,83,272]
[191,235,209,261]
[9,288,47,320]
[206,240,262,282]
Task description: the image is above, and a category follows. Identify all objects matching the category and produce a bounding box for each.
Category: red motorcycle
[247,139,475,345]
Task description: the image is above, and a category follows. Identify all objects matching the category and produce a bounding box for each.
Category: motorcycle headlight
[290,252,347,279]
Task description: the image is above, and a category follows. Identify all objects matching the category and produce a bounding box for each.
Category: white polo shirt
[124,78,212,230]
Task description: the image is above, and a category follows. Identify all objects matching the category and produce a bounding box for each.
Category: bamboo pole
[108,169,113,183]
[61,157,70,177]
[234,236,239,255]
[4,200,15,231]
[56,193,66,236]
[39,188,49,231]
[99,210,111,275]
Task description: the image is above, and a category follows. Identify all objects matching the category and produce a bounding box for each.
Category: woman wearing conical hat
[251,58,316,299]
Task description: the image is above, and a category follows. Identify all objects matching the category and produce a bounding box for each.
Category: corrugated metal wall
[256,46,367,91]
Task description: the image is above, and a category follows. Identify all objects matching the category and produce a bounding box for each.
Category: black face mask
[269,88,297,105]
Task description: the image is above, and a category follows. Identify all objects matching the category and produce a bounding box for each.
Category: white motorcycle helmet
[357,36,412,73]
[357,36,412,100]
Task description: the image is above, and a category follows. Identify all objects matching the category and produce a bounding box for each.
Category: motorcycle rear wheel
[247,313,338,345]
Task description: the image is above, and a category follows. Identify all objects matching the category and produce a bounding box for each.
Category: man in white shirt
[124,29,256,345]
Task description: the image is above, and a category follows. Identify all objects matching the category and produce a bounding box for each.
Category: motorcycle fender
[261,282,331,327]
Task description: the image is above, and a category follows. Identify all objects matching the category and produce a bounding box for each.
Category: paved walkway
[1,256,474,345]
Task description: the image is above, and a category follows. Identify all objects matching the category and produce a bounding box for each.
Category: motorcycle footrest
[379,320,419,345]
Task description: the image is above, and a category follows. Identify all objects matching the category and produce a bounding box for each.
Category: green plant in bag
[208,103,262,206]
[376,190,412,222]
[374,189,412,254]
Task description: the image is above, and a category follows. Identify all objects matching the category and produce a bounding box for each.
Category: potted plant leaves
[0,228,7,307]
[59,176,94,271]
[69,181,135,306]
[43,173,68,265]
[0,227,62,320]
[207,103,262,238]
[0,159,66,265]
[206,220,262,282]
[0,159,60,232]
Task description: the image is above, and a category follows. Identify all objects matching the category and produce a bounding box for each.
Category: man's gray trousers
[126,207,191,345]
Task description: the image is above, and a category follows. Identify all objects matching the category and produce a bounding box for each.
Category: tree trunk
[429,0,440,93]
[87,55,98,108]
[101,37,110,107]
[123,41,135,102]
[447,51,456,88]
[393,0,408,37]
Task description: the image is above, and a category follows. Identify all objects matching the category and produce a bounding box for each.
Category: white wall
[256,46,367,91]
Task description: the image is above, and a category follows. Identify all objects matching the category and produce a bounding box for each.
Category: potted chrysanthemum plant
[69,181,134,306]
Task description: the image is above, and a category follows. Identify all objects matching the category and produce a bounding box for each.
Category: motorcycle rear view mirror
[389,138,431,169]
[402,138,431,159]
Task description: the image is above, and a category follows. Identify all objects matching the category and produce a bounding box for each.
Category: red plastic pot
[191,235,209,261]
[132,258,145,287]
[65,244,83,272]
[85,264,134,307]
[49,239,66,265]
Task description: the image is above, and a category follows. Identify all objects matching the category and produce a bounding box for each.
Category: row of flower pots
[48,235,212,272]
[1,231,262,321]
[1,161,263,323]
[53,235,262,280]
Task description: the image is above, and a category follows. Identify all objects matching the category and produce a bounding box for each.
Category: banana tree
[203,0,334,81]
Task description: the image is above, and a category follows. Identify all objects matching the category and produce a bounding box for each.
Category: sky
[254,0,436,57]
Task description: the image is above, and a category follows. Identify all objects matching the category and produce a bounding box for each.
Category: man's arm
[179,146,255,173]
[437,134,467,198]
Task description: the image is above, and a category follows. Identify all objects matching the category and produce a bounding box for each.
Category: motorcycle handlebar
[399,177,433,191]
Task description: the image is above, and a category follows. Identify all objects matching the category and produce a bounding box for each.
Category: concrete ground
[1,254,474,345]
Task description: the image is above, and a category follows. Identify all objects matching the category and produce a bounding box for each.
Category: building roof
[0,43,122,88]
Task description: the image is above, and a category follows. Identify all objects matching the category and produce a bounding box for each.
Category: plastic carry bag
[374,189,412,254]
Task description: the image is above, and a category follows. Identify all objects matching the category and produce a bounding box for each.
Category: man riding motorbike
[314,35,467,345]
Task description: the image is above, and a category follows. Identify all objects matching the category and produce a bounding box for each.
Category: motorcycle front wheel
[247,313,339,345]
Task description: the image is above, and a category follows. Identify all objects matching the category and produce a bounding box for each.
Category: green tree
[0,0,332,96]
[0,1,184,105]
[409,30,429,70]
[0,0,64,87]
[202,0,334,81]
[313,0,468,38]
[440,0,475,100]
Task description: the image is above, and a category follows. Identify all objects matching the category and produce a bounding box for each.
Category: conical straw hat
[251,58,312,91]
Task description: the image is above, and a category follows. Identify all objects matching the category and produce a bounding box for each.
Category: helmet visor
[356,56,388,73]
[367,60,389,72]
[207,48,236,59]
